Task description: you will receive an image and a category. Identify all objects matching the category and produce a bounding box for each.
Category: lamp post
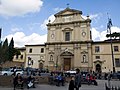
[55,55,58,70]
[107,17,115,73]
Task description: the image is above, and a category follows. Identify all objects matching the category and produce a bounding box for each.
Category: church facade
[25,8,120,73]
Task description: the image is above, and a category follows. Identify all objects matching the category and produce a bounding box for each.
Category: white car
[15,69,24,75]
[0,68,23,76]
[0,68,13,76]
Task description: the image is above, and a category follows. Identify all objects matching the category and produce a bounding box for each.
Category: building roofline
[54,7,82,17]
[47,20,91,26]
[45,41,93,45]
[25,44,45,47]
[15,47,26,50]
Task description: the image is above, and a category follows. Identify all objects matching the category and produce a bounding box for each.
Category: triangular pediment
[55,7,82,16]
[60,51,74,56]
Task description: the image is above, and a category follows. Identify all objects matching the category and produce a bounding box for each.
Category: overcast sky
[0,0,120,47]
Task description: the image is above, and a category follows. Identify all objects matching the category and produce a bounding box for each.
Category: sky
[0,0,120,47]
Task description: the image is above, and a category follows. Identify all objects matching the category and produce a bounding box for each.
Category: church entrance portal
[96,64,101,73]
[64,58,71,71]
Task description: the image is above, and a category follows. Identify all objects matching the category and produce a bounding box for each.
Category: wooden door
[64,58,71,71]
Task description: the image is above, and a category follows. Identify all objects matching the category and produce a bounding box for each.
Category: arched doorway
[96,64,101,73]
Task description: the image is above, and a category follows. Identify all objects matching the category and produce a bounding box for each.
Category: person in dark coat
[27,75,35,89]
[68,76,75,90]
[74,68,81,90]
[13,73,24,90]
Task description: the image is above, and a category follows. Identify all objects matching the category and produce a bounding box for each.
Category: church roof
[54,7,82,17]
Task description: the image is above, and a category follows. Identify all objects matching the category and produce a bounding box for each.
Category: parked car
[0,68,23,76]
[15,69,24,75]
[0,68,13,76]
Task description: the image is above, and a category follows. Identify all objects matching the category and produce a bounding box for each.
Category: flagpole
[0,28,1,44]
[107,16,115,73]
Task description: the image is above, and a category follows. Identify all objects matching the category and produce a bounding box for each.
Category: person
[68,76,75,90]
[74,68,81,90]
[13,73,24,90]
[56,73,63,86]
[27,75,36,89]
[92,75,98,86]
[104,73,108,80]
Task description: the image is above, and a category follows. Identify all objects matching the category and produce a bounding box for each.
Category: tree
[2,38,9,63]
[106,32,120,39]
[8,37,14,61]
[0,37,21,65]
[0,41,2,64]
[112,32,120,39]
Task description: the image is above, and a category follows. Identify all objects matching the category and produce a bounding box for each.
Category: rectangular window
[29,48,32,53]
[96,56,100,59]
[16,55,18,59]
[65,32,70,41]
[115,58,120,67]
[41,48,44,53]
[20,55,23,59]
[114,46,119,52]
[95,46,100,53]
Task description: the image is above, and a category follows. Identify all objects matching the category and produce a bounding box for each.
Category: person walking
[74,68,81,90]
[68,76,75,90]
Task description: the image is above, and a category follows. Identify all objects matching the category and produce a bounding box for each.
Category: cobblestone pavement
[0,80,120,90]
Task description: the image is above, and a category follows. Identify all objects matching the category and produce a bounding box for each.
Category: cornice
[47,20,91,26]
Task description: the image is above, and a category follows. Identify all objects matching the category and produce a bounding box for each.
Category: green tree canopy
[0,37,21,65]
[106,32,120,39]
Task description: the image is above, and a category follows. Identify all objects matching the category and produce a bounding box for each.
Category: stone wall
[0,76,49,87]
[0,76,14,87]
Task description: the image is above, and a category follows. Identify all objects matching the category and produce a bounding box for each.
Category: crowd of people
[12,67,117,90]
[13,73,36,90]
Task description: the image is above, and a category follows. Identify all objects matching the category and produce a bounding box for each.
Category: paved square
[0,80,120,90]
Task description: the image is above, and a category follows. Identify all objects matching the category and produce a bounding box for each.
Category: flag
[107,18,112,33]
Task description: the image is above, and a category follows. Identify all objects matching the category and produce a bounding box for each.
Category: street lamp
[55,55,58,70]
[107,17,115,73]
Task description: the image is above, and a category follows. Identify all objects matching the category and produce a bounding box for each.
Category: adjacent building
[2,47,26,68]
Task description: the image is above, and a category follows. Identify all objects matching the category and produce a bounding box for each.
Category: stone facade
[24,8,120,73]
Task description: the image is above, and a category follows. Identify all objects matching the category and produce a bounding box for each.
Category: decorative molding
[62,27,73,31]
[74,22,80,27]
[48,51,54,54]
[81,51,88,54]
[38,60,45,63]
